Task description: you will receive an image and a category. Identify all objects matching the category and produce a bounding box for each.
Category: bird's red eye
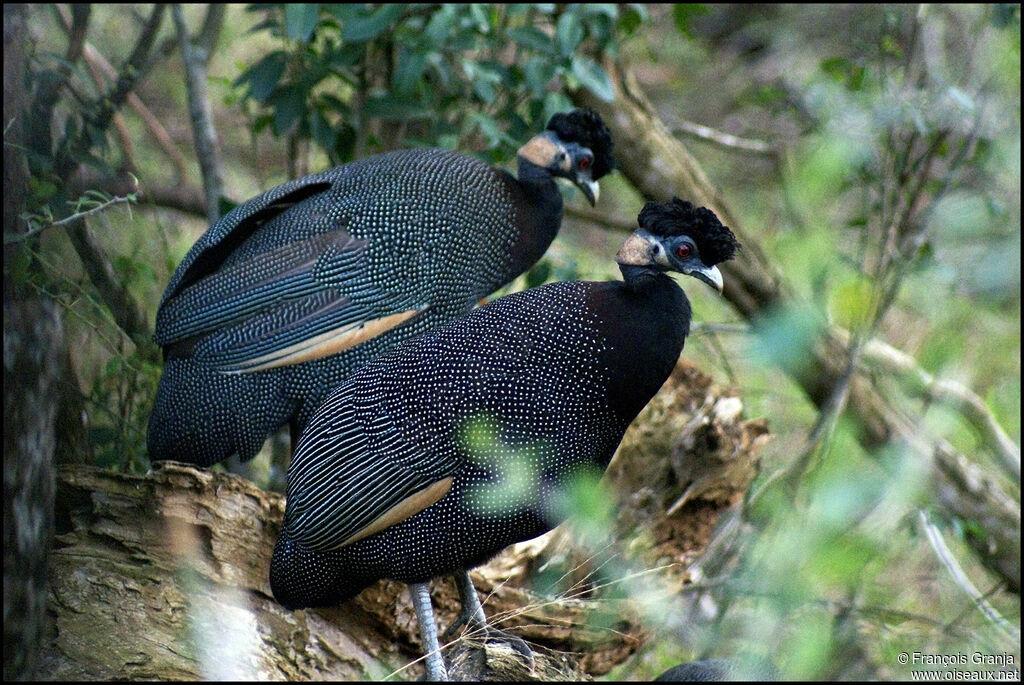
[578,156,591,170]
[676,244,692,259]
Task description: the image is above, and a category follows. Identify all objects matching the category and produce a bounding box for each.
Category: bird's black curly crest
[546,108,615,180]
[638,197,740,265]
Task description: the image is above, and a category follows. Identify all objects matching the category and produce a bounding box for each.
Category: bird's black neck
[504,157,564,278]
[589,270,691,427]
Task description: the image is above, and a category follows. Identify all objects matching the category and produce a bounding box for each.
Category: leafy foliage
[233,3,644,164]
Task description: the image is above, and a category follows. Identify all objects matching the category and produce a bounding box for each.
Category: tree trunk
[4,4,62,680]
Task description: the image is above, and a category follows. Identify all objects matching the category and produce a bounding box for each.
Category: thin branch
[918,510,1020,645]
[839,330,1021,481]
[563,204,637,233]
[671,120,775,156]
[689,323,752,335]
[8,193,136,244]
[782,347,858,500]
[681,576,977,637]
[54,4,167,182]
[70,169,206,216]
[61,217,155,356]
[172,4,224,224]
[29,4,91,157]
[55,5,189,181]
[193,4,226,57]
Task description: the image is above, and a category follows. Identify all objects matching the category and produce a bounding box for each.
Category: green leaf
[363,93,431,121]
[556,12,585,57]
[507,26,554,54]
[463,59,507,105]
[467,4,492,33]
[310,109,337,153]
[424,5,457,45]
[468,112,509,149]
[342,4,405,43]
[571,55,614,102]
[392,49,426,96]
[285,4,320,42]
[523,56,554,95]
[672,4,709,39]
[582,4,620,19]
[269,84,307,134]
[542,91,574,123]
[238,51,287,102]
[523,259,552,288]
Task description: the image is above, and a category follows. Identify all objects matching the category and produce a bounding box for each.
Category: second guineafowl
[270,198,740,680]
[147,109,613,466]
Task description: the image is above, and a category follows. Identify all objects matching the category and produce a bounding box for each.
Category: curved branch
[571,59,1020,593]
[54,4,167,182]
[56,1,188,181]
[845,332,1021,480]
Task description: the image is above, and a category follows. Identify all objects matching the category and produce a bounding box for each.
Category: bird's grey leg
[453,568,487,627]
[444,569,534,667]
[409,581,448,681]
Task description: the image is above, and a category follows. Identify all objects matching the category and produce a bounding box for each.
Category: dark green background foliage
[233,4,639,164]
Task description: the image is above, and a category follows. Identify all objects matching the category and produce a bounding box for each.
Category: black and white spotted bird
[270,198,740,680]
[147,109,614,467]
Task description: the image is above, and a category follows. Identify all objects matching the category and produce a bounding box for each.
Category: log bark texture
[39,360,768,680]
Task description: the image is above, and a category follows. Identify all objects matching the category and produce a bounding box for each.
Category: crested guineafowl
[148,109,614,466]
[270,198,740,679]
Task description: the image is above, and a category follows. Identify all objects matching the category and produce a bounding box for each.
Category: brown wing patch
[233,307,425,372]
[338,477,453,548]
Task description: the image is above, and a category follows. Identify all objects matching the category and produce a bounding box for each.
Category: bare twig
[688,322,751,335]
[8,193,136,244]
[54,4,167,182]
[29,5,90,156]
[680,576,977,637]
[671,120,775,156]
[72,170,206,217]
[193,4,226,57]
[564,204,637,233]
[62,217,154,355]
[918,510,1020,645]
[839,330,1021,481]
[55,5,189,181]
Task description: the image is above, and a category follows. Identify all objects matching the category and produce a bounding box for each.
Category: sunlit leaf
[341,4,405,43]
[284,4,320,42]
[556,12,585,57]
[507,26,554,53]
[829,275,873,329]
[571,55,615,102]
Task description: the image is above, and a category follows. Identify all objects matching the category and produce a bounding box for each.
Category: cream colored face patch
[518,136,567,171]
[615,231,655,266]
[229,307,425,372]
[337,477,453,548]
